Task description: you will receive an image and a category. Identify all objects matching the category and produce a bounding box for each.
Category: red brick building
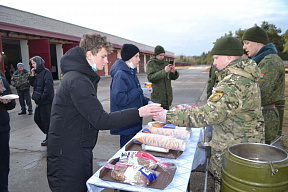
[0,5,174,79]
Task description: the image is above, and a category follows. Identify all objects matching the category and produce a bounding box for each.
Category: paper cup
[144,82,152,88]
[149,103,161,107]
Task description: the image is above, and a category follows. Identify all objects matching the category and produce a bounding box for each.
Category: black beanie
[211,37,244,56]
[154,45,165,56]
[121,44,139,61]
[242,26,268,44]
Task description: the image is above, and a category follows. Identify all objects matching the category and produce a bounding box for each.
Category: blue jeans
[0,130,10,192]
[17,89,33,113]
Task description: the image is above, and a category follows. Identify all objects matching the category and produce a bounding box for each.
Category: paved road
[8,66,209,192]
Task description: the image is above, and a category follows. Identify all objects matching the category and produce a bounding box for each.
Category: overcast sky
[1,0,288,56]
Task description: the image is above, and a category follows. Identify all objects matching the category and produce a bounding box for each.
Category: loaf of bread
[111,164,157,186]
[117,151,159,170]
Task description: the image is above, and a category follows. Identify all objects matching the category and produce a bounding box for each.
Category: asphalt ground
[6,65,258,192]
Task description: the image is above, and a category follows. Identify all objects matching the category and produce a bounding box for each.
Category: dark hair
[79,33,113,55]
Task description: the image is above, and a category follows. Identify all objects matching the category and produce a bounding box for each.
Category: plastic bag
[105,163,158,187]
[134,133,187,151]
[117,151,169,170]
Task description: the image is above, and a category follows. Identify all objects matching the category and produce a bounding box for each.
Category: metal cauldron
[222,143,288,192]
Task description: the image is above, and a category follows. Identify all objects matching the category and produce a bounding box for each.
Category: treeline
[175,21,288,65]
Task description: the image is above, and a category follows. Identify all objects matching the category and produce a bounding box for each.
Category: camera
[169,61,174,64]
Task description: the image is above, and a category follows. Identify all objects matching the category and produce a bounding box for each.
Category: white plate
[0,94,19,99]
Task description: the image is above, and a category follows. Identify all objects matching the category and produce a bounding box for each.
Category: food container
[222,143,288,192]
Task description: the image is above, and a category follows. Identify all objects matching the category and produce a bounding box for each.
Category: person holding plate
[0,71,16,192]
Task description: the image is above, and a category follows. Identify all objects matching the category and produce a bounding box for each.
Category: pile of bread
[105,151,168,186]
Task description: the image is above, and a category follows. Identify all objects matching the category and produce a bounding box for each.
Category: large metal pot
[222,143,288,192]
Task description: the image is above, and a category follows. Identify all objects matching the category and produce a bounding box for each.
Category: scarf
[251,43,277,64]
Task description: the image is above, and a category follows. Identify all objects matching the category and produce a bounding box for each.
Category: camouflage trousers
[262,108,280,144]
[208,147,223,192]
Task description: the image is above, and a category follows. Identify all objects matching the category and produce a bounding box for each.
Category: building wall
[0,5,175,79]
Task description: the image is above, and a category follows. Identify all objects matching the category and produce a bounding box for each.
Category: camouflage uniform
[251,43,285,143]
[166,57,265,191]
[11,69,30,91]
[146,56,179,110]
[207,64,218,99]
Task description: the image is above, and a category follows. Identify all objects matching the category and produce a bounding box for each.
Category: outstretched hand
[138,104,163,117]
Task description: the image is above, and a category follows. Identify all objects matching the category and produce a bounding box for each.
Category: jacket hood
[110,58,136,78]
[60,46,99,81]
[35,56,45,73]
[219,57,260,82]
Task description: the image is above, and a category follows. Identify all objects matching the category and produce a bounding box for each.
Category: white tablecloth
[86,128,202,192]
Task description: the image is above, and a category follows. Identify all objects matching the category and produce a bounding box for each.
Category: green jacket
[166,57,265,180]
[11,69,30,91]
[252,43,285,142]
[146,56,179,109]
[257,53,285,105]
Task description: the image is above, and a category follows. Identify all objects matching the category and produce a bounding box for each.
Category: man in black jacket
[0,73,16,192]
[47,33,162,192]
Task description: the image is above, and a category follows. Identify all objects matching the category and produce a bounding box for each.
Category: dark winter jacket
[47,47,141,192]
[0,77,16,132]
[29,56,54,105]
[11,69,30,91]
[146,56,179,109]
[110,59,150,135]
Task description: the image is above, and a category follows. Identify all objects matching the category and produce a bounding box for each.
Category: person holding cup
[110,44,154,148]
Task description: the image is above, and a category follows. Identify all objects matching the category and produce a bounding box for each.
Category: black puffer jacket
[29,56,54,105]
[47,47,140,192]
[0,77,16,132]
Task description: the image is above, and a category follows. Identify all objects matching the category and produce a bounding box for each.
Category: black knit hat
[154,45,165,56]
[121,44,139,61]
[242,26,268,44]
[211,37,244,56]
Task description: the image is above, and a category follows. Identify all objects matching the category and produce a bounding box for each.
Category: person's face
[17,65,24,72]
[156,53,165,60]
[243,40,261,57]
[31,61,37,69]
[90,48,108,71]
[129,53,140,67]
[213,55,230,70]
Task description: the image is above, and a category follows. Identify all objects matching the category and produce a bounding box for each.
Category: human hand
[138,104,163,117]
[153,109,167,122]
[0,98,11,104]
[31,68,35,76]
[165,64,172,73]
[170,64,176,73]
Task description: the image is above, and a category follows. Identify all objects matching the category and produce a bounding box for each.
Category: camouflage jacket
[252,43,285,105]
[146,56,179,109]
[167,57,265,146]
[207,64,218,99]
[11,69,30,91]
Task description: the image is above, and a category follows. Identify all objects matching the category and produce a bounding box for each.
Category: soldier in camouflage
[243,26,285,144]
[154,37,265,191]
[146,45,179,110]
[11,63,33,115]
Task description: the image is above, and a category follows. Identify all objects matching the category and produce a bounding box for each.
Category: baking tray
[99,158,177,190]
[125,141,183,159]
